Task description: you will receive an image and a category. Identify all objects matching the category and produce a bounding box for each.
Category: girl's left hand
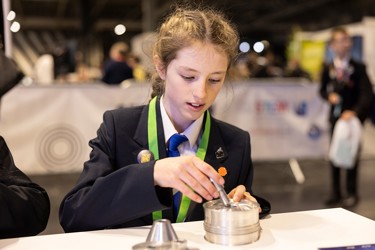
[227,185,257,203]
[227,185,261,212]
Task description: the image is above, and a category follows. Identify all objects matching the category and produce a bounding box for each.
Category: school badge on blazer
[137,150,154,163]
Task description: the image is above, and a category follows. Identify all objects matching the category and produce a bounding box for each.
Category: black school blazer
[60,97,258,233]
[319,59,373,124]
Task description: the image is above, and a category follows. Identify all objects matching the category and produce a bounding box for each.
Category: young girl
[60,7,267,232]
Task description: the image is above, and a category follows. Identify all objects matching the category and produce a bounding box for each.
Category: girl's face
[157,41,228,132]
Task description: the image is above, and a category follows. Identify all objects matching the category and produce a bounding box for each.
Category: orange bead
[218,166,227,177]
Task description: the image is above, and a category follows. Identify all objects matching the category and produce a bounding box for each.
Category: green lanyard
[147,96,211,222]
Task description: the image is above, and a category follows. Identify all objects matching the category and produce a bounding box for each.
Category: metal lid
[203,198,259,211]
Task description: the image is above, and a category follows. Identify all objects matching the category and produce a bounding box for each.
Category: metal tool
[210,178,231,207]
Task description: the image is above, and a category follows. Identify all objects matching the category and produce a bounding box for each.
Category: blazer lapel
[133,97,167,161]
[205,117,228,170]
[132,105,150,161]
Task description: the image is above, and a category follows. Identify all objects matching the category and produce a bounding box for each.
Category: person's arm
[59,111,168,233]
[319,63,331,101]
[352,64,373,121]
[0,136,50,239]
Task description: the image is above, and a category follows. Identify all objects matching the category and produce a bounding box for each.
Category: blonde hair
[151,7,239,98]
[330,26,350,43]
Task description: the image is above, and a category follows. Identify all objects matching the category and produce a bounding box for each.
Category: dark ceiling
[10,0,375,43]
[3,0,375,73]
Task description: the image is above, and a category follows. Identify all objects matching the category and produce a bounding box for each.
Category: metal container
[203,199,261,246]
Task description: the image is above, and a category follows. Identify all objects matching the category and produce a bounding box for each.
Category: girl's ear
[153,55,166,80]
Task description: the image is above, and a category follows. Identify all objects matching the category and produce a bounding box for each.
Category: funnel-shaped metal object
[145,219,179,244]
[132,219,198,249]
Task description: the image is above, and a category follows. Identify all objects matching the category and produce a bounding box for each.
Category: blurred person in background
[319,26,373,208]
[53,44,72,82]
[127,53,148,82]
[283,58,311,81]
[101,41,133,84]
[227,55,251,81]
[251,48,283,78]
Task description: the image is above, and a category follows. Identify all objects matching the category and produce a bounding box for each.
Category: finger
[231,185,246,202]
[192,157,224,185]
[179,157,220,197]
[177,182,203,203]
[179,170,215,201]
[244,192,258,203]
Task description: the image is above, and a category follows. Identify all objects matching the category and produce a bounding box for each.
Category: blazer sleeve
[241,131,271,218]
[59,110,168,232]
[319,63,331,101]
[0,136,50,239]
[353,64,373,122]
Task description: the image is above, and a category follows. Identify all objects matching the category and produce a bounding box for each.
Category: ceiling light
[239,42,250,53]
[7,11,16,21]
[10,21,21,33]
[114,24,126,35]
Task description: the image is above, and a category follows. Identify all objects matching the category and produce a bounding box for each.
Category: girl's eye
[181,75,195,81]
[209,79,221,83]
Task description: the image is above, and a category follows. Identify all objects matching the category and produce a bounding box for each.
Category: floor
[31,157,375,236]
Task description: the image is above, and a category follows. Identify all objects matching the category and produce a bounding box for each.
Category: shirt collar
[160,95,204,148]
[333,56,350,69]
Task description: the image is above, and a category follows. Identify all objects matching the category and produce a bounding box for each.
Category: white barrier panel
[212,81,330,160]
[0,81,331,174]
[0,84,151,174]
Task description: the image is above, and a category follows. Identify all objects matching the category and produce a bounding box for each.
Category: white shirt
[160,96,204,156]
[333,56,349,70]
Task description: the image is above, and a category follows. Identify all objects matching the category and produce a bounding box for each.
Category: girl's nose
[192,80,207,99]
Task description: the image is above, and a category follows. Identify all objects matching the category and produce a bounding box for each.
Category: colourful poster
[300,40,326,80]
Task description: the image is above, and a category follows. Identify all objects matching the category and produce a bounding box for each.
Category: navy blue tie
[168,133,188,220]
[168,134,188,157]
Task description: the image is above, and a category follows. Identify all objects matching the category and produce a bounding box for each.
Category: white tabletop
[1,208,374,250]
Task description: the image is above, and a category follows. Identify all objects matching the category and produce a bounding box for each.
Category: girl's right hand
[153,155,224,203]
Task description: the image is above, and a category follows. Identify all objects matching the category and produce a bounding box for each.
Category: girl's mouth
[188,102,205,111]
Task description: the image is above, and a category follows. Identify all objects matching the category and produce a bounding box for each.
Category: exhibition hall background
[1,0,375,236]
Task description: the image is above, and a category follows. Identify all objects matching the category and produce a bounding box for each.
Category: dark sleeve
[101,61,111,83]
[353,64,373,122]
[319,63,331,101]
[0,136,50,239]
[242,131,254,194]
[243,132,271,218]
[59,111,167,232]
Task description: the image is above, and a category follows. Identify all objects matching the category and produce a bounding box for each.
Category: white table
[0,208,374,250]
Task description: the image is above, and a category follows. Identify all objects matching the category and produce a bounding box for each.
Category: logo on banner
[308,124,321,140]
[36,124,85,172]
[295,101,308,116]
[255,99,309,117]
[255,100,288,115]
